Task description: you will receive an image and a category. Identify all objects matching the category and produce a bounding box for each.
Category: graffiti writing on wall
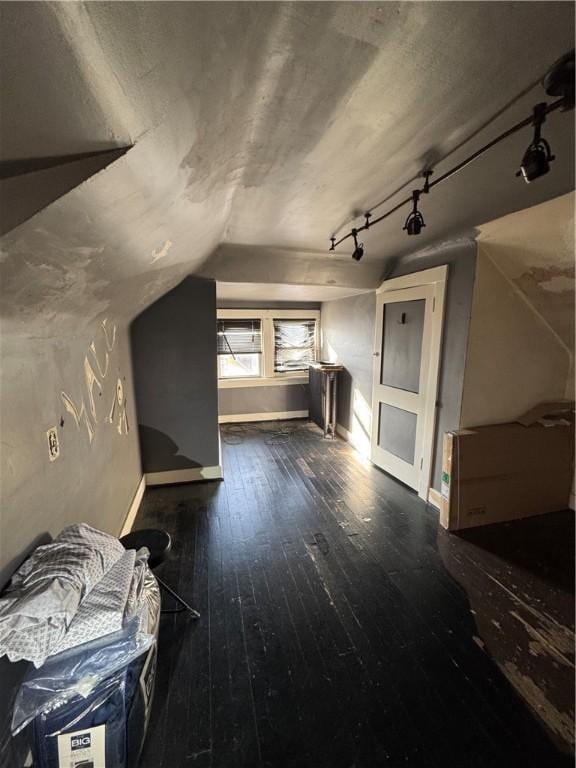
[60,319,129,445]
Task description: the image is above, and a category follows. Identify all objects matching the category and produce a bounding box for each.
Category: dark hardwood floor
[135,421,574,768]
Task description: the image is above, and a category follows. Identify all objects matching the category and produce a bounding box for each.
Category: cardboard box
[440,419,574,531]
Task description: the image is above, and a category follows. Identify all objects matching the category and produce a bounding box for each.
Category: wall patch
[46,426,60,462]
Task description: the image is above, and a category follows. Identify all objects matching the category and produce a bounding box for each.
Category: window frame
[217,308,320,388]
[217,318,263,379]
[217,352,263,380]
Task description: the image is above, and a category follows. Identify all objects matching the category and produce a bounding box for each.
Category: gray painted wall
[131,276,220,472]
[321,239,477,491]
[0,322,141,589]
[219,384,308,417]
[321,291,377,437]
[0,320,141,764]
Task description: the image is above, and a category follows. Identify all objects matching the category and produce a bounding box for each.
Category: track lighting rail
[329,95,566,252]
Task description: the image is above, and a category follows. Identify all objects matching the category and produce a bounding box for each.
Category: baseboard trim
[427,487,442,510]
[218,410,308,424]
[145,465,223,486]
[336,422,351,441]
[336,422,371,458]
[120,475,146,537]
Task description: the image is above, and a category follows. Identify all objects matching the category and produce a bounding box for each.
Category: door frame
[372,265,447,500]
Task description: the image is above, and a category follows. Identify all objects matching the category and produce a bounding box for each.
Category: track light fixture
[543,49,575,111]
[327,50,573,258]
[403,191,425,235]
[351,229,364,261]
[517,103,555,183]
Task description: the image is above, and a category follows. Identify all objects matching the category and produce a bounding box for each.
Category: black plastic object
[351,229,364,261]
[120,529,171,570]
[121,530,200,618]
[543,49,575,111]
[516,103,555,183]
[403,190,426,235]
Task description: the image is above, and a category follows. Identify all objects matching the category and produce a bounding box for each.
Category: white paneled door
[370,267,447,499]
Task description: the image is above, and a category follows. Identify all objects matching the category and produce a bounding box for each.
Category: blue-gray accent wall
[131,276,220,473]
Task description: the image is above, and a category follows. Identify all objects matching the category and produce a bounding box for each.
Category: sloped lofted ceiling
[477,191,575,354]
[0,1,574,337]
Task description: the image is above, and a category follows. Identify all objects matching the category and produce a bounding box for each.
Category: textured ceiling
[0,1,574,334]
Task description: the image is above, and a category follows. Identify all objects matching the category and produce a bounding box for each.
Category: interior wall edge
[460,249,571,427]
[119,474,146,538]
[479,241,573,359]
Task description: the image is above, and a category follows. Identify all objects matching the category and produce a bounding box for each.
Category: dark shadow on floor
[454,510,575,594]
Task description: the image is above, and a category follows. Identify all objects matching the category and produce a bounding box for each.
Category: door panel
[380,299,425,393]
[371,285,434,491]
[377,403,418,464]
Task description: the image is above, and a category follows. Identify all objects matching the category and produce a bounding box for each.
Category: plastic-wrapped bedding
[11,616,155,736]
[125,548,159,634]
[0,524,124,667]
[51,549,136,656]
[11,553,161,768]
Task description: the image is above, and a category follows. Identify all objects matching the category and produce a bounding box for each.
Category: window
[217,318,262,378]
[273,319,317,372]
[216,309,320,384]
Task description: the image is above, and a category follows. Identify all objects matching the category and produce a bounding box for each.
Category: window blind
[217,319,262,355]
[273,319,317,372]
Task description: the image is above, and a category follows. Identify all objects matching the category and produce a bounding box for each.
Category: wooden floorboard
[136,420,574,768]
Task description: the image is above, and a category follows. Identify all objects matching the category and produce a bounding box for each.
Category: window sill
[218,375,309,390]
